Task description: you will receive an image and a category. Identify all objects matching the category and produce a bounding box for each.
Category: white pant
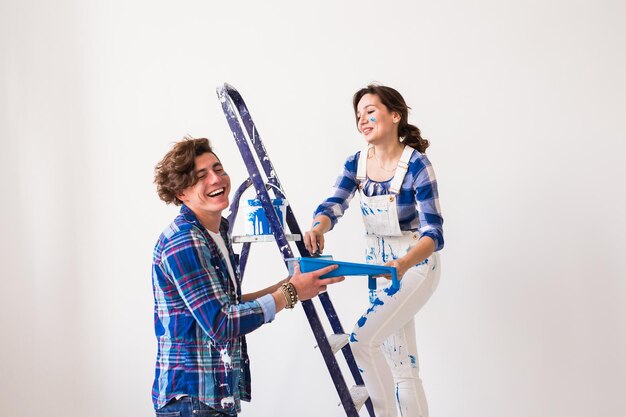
[350,252,440,417]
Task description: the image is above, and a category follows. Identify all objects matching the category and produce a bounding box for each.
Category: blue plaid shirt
[152,205,270,413]
[314,148,444,251]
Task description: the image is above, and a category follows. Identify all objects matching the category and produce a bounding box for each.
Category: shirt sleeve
[413,156,445,251]
[313,152,360,229]
[256,294,276,323]
[160,228,266,344]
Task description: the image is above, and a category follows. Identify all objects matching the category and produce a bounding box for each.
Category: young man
[151,137,343,417]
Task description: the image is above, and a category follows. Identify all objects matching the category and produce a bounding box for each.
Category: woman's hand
[381,258,409,280]
[304,228,325,255]
[304,216,330,256]
[379,237,436,280]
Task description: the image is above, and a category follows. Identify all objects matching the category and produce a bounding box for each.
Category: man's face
[177,152,231,217]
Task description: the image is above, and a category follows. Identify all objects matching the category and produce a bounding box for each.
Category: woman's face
[355,93,400,145]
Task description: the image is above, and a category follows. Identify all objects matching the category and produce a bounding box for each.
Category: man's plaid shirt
[152,205,267,413]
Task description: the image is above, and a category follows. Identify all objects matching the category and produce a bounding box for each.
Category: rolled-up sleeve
[413,158,444,251]
[256,294,276,323]
[313,153,359,229]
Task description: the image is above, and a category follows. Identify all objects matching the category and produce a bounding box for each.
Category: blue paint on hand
[357,316,367,328]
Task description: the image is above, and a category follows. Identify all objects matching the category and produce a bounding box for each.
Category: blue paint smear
[358,367,364,374]
[396,384,404,417]
[409,355,416,367]
[361,205,375,216]
[349,332,359,343]
[366,297,384,315]
[415,258,429,267]
[384,284,400,297]
[380,237,387,263]
[246,199,284,235]
[357,316,367,328]
[370,117,376,122]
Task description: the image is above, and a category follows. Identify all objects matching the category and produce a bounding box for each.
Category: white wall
[2,1,625,416]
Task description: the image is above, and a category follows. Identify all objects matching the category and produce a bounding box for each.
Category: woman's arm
[304,153,360,255]
[385,235,435,279]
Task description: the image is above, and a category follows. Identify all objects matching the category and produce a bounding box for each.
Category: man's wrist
[280,282,299,309]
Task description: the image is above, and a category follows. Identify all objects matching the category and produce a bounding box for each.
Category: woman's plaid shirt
[314,148,444,251]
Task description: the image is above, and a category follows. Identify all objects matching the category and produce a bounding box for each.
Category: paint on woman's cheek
[370,117,376,122]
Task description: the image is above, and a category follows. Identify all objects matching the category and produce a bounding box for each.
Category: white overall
[350,146,441,417]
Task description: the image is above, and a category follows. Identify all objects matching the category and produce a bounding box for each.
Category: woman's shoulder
[343,149,363,173]
[407,147,432,171]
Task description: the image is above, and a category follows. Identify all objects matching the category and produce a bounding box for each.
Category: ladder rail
[222,84,311,258]
[217,84,365,417]
[224,86,375,415]
[217,86,291,257]
[217,83,375,417]
[318,291,376,416]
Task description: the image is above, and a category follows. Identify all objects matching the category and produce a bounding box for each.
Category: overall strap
[388,145,415,194]
[355,146,370,191]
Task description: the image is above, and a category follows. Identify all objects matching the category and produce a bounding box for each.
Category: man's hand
[289,261,344,300]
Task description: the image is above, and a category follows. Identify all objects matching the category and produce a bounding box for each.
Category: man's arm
[242,263,345,314]
[161,229,267,344]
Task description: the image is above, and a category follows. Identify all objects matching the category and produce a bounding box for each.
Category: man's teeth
[208,188,224,197]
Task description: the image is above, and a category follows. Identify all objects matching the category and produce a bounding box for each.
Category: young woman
[304,85,444,417]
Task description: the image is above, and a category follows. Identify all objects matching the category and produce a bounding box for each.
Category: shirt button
[389,196,395,202]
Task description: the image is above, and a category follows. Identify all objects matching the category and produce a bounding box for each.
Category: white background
[1,1,625,416]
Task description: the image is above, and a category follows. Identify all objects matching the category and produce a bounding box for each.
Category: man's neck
[193,209,222,233]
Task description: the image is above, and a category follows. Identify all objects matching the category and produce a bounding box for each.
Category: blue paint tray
[286,256,398,291]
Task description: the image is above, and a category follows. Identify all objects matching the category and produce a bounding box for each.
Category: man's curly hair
[154,137,215,205]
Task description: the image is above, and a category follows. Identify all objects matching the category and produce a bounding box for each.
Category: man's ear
[177,190,187,203]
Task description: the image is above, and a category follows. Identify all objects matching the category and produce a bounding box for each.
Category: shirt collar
[180,204,200,225]
[180,204,230,235]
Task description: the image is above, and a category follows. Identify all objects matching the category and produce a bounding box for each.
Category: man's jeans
[155,397,236,417]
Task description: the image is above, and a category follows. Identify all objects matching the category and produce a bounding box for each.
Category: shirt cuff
[257,294,276,323]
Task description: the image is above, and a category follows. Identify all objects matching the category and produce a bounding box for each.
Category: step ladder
[216,83,376,417]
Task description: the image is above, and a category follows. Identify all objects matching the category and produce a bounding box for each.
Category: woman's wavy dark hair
[154,137,214,205]
[352,84,429,152]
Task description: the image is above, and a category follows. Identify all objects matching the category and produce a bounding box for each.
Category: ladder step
[347,385,369,411]
[315,333,350,354]
[232,234,301,243]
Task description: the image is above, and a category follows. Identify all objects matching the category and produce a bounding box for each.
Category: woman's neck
[372,140,404,163]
